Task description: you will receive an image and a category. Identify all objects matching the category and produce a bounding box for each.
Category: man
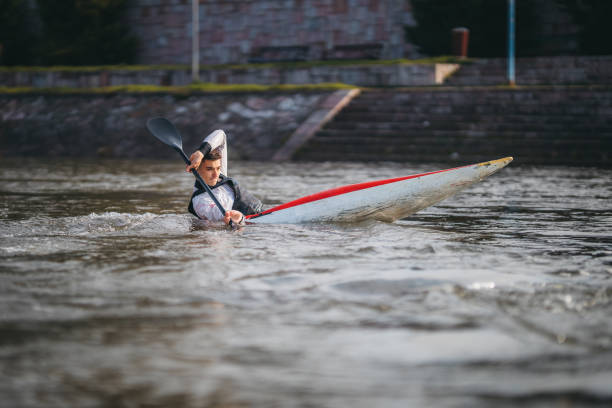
[185,129,262,226]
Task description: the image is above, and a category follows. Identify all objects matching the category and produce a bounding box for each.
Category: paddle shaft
[175,147,229,218]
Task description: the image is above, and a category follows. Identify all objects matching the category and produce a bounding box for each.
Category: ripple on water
[1,158,611,407]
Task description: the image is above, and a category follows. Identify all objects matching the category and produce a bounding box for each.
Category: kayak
[246,157,513,224]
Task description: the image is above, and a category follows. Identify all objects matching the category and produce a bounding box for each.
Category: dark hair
[204,146,223,161]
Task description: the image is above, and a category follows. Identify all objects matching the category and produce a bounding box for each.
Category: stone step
[353,90,612,104]
[306,134,610,148]
[331,114,609,127]
[339,97,610,108]
[349,98,612,107]
[317,126,612,137]
[297,132,611,164]
[325,120,612,133]
[332,112,611,125]
[337,102,610,115]
[298,149,607,162]
[294,149,607,166]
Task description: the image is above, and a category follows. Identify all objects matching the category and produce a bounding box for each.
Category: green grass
[0,56,466,73]
[0,82,358,95]
[0,57,467,94]
[3,82,607,96]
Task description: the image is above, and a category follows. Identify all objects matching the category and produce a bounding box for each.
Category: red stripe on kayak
[246,164,465,220]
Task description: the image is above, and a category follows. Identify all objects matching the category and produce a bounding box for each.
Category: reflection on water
[1,157,611,407]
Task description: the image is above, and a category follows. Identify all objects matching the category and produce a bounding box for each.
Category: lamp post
[508,0,516,86]
[192,0,200,82]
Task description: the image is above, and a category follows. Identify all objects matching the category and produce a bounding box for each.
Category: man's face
[198,159,221,186]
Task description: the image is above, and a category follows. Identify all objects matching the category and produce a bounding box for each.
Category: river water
[1,157,611,407]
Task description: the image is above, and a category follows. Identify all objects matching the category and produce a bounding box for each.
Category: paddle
[146,117,233,226]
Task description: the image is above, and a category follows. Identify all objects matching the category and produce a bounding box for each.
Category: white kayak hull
[246,157,513,224]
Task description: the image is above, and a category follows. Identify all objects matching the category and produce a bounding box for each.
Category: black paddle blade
[146,117,183,150]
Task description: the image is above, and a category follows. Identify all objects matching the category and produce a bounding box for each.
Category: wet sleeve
[200,130,228,176]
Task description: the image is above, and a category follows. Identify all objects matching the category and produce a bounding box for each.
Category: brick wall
[126,0,416,65]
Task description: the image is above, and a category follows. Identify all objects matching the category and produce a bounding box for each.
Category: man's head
[197,146,223,186]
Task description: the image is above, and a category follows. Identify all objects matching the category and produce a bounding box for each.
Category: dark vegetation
[407,0,538,57]
[0,0,138,66]
[407,0,612,57]
[555,0,612,55]
[0,0,37,65]
[1,0,610,67]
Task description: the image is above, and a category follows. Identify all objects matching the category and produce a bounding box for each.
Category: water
[1,157,611,407]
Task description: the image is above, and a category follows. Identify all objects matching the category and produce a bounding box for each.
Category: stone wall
[3,84,611,167]
[0,63,458,88]
[126,0,416,65]
[3,57,611,89]
[445,56,612,86]
[0,92,329,160]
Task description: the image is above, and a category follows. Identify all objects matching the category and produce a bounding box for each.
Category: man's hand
[224,210,244,226]
[186,151,204,172]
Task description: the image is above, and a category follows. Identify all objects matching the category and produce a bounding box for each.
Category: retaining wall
[2,85,610,167]
[0,92,329,160]
[0,63,458,88]
[2,56,611,89]
[445,56,612,86]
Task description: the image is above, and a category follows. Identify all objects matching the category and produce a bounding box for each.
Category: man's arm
[186,150,204,172]
[186,140,211,172]
[186,130,226,174]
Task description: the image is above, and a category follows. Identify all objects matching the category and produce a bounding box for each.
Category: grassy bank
[0,56,466,73]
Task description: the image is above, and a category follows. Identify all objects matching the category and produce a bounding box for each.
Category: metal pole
[192,0,200,82]
[508,0,515,85]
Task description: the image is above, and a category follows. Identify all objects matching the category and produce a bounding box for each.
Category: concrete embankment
[0,60,459,88]
[2,57,611,166]
[0,91,331,160]
[2,85,611,167]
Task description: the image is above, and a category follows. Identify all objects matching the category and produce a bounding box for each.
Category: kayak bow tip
[476,156,514,168]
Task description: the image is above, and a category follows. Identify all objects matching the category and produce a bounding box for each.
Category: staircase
[293,86,612,166]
